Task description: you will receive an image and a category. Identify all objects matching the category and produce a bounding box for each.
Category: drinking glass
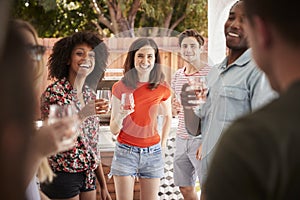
[34,120,44,130]
[121,93,135,110]
[48,104,78,145]
[187,76,208,104]
[96,89,112,113]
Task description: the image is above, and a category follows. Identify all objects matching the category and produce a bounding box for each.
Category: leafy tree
[12,0,207,37]
[91,0,142,37]
[137,0,207,37]
[12,0,100,37]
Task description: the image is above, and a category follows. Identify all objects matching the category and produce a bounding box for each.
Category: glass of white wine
[48,104,78,145]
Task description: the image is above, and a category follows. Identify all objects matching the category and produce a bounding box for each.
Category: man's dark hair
[178,29,205,47]
[243,0,300,45]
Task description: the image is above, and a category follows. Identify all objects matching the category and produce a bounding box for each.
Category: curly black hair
[48,31,109,89]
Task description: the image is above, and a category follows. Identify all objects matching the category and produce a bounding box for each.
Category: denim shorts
[109,142,164,179]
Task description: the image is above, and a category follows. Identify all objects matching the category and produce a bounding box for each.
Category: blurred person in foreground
[0,17,34,200]
[40,31,111,200]
[205,0,300,199]
[12,19,83,200]
[0,18,77,200]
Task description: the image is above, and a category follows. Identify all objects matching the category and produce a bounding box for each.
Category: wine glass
[121,93,135,110]
[187,76,208,104]
[34,120,44,130]
[48,104,78,145]
[96,89,112,113]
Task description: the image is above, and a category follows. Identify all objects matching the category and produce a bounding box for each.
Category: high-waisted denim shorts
[109,142,164,179]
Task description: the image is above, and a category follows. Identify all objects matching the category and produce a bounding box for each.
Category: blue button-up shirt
[199,49,277,159]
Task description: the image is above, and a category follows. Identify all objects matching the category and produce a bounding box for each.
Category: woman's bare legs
[139,178,160,200]
[114,175,135,200]
[80,190,96,200]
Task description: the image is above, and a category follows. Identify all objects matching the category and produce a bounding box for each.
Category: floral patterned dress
[40,77,100,189]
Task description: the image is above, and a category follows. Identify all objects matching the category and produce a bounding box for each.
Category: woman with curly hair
[40,31,111,200]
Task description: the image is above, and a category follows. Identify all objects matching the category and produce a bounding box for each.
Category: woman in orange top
[109,38,172,200]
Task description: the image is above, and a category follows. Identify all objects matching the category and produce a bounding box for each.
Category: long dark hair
[48,31,109,89]
[121,38,165,90]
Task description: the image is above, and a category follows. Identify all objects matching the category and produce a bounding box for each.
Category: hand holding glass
[121,93,135,111]
[96,89,112,113]
[48,104,78,145]
[187,76,208,104]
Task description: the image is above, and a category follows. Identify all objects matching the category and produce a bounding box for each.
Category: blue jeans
[109,142,164,179]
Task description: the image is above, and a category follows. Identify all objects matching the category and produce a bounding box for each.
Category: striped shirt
[171,65,211,139]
